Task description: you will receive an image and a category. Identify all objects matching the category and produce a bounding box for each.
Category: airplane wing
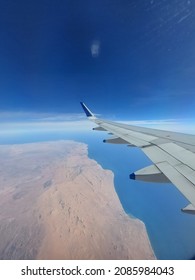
[80,102,195,214]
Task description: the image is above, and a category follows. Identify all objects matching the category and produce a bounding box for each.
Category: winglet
[80,102,95,118]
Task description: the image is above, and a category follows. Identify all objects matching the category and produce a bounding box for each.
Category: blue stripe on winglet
[80,102,93,117]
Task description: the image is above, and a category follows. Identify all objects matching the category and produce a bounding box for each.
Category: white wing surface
[80,102,195,214]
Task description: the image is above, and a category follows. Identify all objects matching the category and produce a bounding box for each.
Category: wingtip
[80,102,95,118]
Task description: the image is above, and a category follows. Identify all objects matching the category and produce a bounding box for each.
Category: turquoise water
[1,130,195,260]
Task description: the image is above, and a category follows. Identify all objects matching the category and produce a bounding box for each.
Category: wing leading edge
[80,102,195,214]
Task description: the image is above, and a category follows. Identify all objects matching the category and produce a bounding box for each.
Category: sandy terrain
[0,140,155,259]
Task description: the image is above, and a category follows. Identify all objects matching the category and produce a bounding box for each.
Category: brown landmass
[0,140,155,259]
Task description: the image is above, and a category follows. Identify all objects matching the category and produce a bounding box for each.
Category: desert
[0,140,155,259]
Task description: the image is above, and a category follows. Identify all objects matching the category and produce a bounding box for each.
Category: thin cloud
[36,113,85,122]
[0,111,194,135]
[0,120,94,134]
[0,111,86,122]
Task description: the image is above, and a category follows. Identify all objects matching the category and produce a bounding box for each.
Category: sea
[1,129,195,260]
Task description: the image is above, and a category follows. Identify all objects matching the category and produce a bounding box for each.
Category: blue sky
[0,0,195,124]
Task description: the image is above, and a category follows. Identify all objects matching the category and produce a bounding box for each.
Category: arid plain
[0,141,155,259]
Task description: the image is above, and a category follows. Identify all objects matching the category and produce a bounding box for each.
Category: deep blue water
[1,130,195,260]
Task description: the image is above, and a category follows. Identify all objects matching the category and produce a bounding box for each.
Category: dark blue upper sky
[0,0,195,120]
